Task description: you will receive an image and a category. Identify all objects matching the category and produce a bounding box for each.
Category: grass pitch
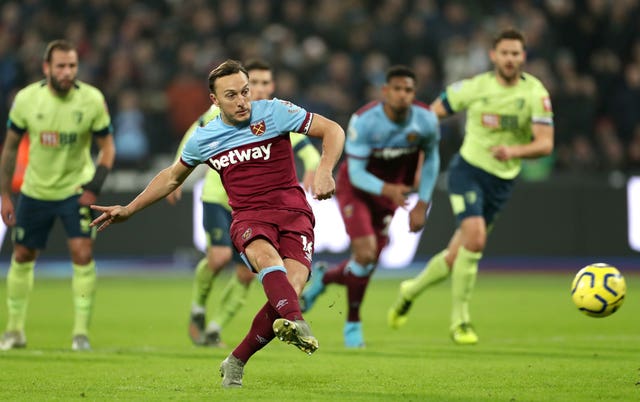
[0,268,638,401]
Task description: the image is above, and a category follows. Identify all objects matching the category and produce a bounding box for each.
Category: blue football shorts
[446,153,515,228]
[202,201,244,264]
[13,193,95,249]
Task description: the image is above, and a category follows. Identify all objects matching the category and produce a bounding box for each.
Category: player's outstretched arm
[166,119,199,205]
[90,161,194,231]
[306,114,345,200]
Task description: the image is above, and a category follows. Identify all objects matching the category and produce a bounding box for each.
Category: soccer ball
[571,263,626,318]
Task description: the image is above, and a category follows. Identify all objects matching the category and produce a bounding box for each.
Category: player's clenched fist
[312,169,336,200]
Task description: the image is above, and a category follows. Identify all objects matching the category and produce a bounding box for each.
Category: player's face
[383,76,416,114]
[248,69,275,101]
[43,49,78,95]
[211,72,252,126]
[490,39,526,84]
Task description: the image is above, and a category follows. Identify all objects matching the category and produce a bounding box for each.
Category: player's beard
[50,75,75,95]
[496,63,520,84]
[389,104,410,120]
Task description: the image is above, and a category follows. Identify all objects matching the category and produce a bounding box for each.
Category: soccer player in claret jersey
[0,39,115,351]
[167,59,321,347]
[388,28,554,344]
[300,65,441,348]
[90,60,344,388]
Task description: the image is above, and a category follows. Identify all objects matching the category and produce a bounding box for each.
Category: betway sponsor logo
[209,143,272,170]
[372,146,417,160]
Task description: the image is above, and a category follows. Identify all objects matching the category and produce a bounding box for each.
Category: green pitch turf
[0,270,638,401]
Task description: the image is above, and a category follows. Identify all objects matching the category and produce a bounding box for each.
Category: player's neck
[47,84,72,98]
[383,103,409,124]
[494,70,521,87]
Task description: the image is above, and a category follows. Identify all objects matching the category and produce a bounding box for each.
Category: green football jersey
[8,80,111,200]
[177,104,320,211]
[444,72,553,179]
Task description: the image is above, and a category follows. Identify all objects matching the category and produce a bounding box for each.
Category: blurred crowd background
[1,0,640,179]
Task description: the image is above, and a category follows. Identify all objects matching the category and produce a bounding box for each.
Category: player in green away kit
[0,40,115,351]
[388,28,554,344]
[167,60,321,347]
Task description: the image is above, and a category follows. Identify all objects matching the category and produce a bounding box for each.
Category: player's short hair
[244,59,272,72]
[385,65,416,83]
[43,39,76,63]
[493,28,526,49]
[208,59,249,93]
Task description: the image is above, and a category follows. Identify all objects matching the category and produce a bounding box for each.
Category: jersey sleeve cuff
[297,112,313,134]
[92,125,113,137]
[7,120,26,135]
[179,157,195,168]
[440,92,454,115]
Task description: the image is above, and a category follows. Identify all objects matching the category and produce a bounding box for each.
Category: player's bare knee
[207,247,232,272]
[460,219,487,252]
[352,243,377,266]
[208,255,231,272]
[236,264,254,286]
[464,236,486,253]
[70,252,93,266]
[12,247,37,263]
[353,250,376,266]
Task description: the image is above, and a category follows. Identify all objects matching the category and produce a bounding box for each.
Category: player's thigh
[13,193,57,249]
[202,202,244,265]
[480,174,515,229]
[336,190,377,239]
[231,210,314,272]
[447,154,485,225]
[242,237,284,272]
[277,210,315,271]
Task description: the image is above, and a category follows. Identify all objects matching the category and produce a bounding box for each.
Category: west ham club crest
[250,120,266,136]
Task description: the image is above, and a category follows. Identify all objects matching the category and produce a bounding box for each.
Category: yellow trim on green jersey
[445,72,553,179]
[8,81,111,200]
[177,105,320,211]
